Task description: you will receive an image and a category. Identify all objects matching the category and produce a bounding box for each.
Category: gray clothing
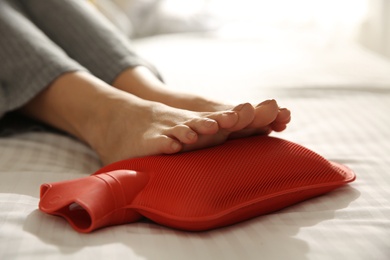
[0,0,158,117]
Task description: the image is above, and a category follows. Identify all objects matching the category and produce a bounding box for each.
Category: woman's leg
[20,71,255,165]
[19,0,291,135]
[0,0,255,165]
[113,67,291,135]
[0,0,85,116]
[18,0,158,84]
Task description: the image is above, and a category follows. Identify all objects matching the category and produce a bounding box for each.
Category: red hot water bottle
[39,136,355,232]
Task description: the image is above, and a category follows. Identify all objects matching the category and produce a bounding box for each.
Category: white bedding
[1,33,389,259]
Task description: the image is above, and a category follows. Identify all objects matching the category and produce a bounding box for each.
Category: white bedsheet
[1,34,389,259]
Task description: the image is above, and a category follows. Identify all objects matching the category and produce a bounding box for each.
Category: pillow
[39,136,355,233]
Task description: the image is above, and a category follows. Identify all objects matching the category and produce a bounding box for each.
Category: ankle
[20,72,118,145]
[83,90,156,164]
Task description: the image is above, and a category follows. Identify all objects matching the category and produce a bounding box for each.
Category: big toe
[227,103,255,132]
[248,99,279,128]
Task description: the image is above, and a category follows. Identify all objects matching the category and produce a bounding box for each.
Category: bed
[1,31,389,259]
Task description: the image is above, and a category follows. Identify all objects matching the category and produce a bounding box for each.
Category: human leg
[113,67,291,136]
[0,0,255,164]
[0,0,86,116]
[20,71,256,165]
[18,0,159,84]
[19,0,290,136]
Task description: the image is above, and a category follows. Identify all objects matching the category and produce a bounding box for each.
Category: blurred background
[93,0,390,60]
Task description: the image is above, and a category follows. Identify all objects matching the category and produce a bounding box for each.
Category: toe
[207,110,239,129]
[247,99,279,128]
[201,103,254,133]
[167,125,198,144]
[227,103,255,132]
[157,135,183,154]
[270,121,287,132]
[275,108,291,124]
[185,118,219,135]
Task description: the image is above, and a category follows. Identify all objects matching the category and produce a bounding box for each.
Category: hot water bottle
[39,136,355,232]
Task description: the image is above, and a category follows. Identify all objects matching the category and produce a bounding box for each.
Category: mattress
[1,33,389,259]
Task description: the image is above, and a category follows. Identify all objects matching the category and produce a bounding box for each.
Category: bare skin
[20,68,291,165]
[113,66,291,136]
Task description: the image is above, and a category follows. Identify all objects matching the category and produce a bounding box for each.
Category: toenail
[187,131,196,140]
[235,103,246,111]
[204,119,216,128]
[171,142,181,151]
[223,111,236,117]
[258,99,275,106]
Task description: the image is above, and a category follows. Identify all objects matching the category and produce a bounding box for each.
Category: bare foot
[228,99,291,138]
[20,71,274,165]
[113,67,291,139]
[20,71,262,165]
[85,92,256,165]
[180,97,291,138]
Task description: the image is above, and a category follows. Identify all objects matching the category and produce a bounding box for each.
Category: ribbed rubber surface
[92,135,355,231]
